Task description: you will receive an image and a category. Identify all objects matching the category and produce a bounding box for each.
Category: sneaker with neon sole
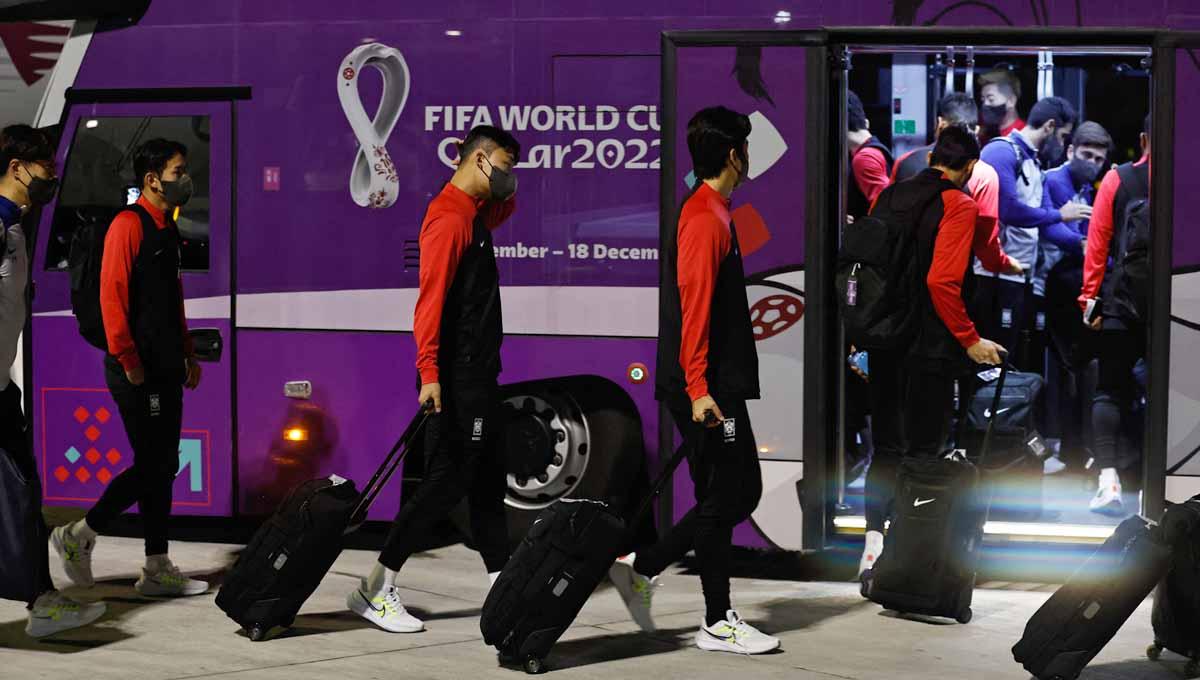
[695,610,780,655]
[25,591,106,638]
[347,580,424,633]
[50,525,95,588]
[609,553,658,632]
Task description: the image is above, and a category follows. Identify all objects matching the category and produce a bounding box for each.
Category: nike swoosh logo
[984,406,1013,418]
[703,628,735,641]
[358,591,383,612]
[913,498,936,507]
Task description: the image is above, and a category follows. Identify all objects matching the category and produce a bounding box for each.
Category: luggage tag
[976,367,1002,383]
[845,264,860,307]
[1025,433,1047,459]
[1001,308,1013,328]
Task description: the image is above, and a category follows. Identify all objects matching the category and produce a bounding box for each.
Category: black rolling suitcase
[216,407,429,640]
[480,439,689,674]
[1148,496,1200,678]
[1012,513,1172,680]
[860,363,1011,624]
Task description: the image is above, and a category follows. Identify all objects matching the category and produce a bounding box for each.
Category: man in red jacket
[609,106,780,655]
[52,139,206,598]
[348,125,518,633]
[1078,114,1151,515]
[857,125,1006,574]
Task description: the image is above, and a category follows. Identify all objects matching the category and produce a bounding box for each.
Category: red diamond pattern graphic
[97,468,112,484]
[73,406,89,423]
[74,467,91,483]
[85,425,100,442]
[95,407,111,424]
[85,447,100,464]
[54,466,69,482]
[106,448,121,465]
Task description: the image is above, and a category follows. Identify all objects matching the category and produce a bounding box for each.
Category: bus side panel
[235,329,661,520]
[35,317,233,517]
[1168,48,1200,501]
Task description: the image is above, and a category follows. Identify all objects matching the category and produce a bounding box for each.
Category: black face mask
[1039,135,1066,168]
[1067,155,1102,186]
[158,174,194,207]
[481,155,517,201]
[19,164,58,206]
[980,104,1008,126]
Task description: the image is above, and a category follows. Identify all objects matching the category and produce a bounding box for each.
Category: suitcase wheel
[1146,643,1163,661]
[1185,658,1199,679]
[523,656,545,675]
[249,626,268,642]
[955,608,973,625]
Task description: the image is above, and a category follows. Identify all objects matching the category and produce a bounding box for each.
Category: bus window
[43,115,212,272]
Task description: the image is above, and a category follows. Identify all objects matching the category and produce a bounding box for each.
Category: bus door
[31,98,234,518]
[660,32,835,551]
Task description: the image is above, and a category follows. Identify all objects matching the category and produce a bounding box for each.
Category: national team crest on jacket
[472,417,484,442]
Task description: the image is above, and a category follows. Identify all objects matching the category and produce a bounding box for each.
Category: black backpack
[1109,163,1151,323]
[836,175,953,349]
[68,205,154,351]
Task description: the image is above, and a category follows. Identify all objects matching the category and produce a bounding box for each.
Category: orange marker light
[284,428,308,442]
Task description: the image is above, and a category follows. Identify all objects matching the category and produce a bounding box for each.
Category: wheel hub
[502,393,589,510]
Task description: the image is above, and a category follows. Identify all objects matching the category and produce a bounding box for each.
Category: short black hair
[0,124,54,178]
[847,90,868,132]
[459,125,520,162]
[687,106,751,180]
[1028,96,1077,132]
[930,123,981,170]
[133,138,188,188]
[1144,113,1151,138]
[937,92,978,126]
[1071,121,1112,151]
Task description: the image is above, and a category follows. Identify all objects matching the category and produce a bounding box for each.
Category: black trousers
[863,356,955,532]
[379,380,509,574]
[635,397,762,620]
[1,381,54,605]
[970,276,1040,371]
[1092,326,1146,470]
[86,359,183,556]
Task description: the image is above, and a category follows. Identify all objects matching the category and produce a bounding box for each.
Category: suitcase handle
[347,400,433,530]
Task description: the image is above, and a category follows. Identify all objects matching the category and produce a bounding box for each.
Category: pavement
[0,536,1187,680]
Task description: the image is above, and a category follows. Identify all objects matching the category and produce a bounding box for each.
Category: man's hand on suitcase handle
[692,395,724,428]
[967,338,1006,367]
[418,383,442,413]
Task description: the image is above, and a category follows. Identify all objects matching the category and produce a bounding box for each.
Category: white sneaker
[25,591,106,638]
[135,561,209,597]
[347,580,424,633]
[1043,455,1067,476]
[1089,476,1124,515]
[608,553,658,632]
[857,530,884,580]
[50,525,95,588]
[695,610,780,655]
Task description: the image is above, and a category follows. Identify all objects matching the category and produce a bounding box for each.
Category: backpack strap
[1115,162,1149,202]
[121,203,159,268]
[986,134,1030,186]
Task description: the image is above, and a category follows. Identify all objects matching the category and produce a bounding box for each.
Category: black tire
[524,656,545,675]
[1185,659,1200,679]
[498,376,647,549]
[1146,644,1163,661]
[956,608,973,624]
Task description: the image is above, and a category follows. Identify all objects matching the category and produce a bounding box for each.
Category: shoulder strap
[120,204,159,269]
[1116,162,1149,202]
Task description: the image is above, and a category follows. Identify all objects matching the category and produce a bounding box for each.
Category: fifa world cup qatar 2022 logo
[338,43,410,210]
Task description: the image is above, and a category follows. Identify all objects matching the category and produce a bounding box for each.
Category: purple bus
[6,1,1200,555]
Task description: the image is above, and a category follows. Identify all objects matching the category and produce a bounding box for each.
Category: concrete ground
[0,536,1187,680]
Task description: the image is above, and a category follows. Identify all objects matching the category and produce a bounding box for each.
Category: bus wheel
[499,376,647,547]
